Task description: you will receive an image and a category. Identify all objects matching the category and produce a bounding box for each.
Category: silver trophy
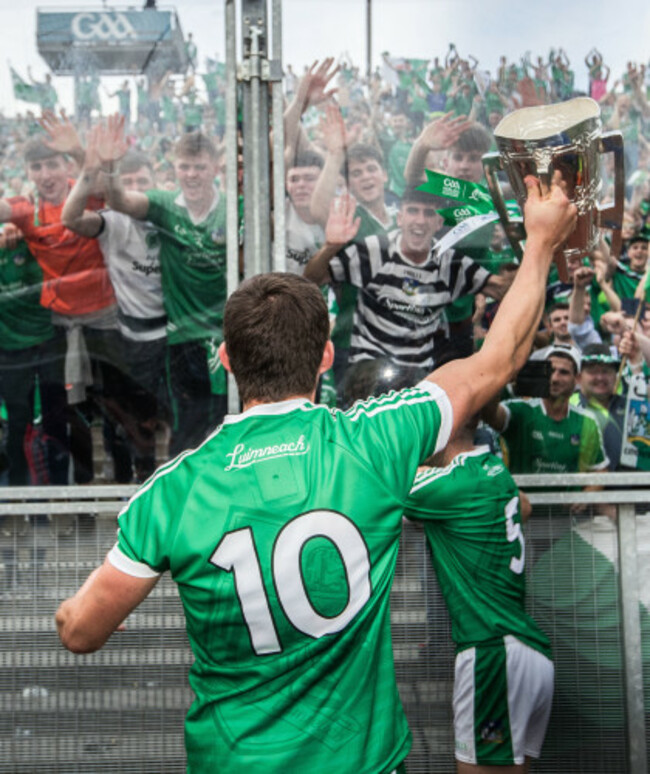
[483,97,624,280]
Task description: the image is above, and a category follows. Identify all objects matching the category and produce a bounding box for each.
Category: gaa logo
[71,13,137,41]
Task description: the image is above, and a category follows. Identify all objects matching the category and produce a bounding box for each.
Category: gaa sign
[37,8,188,75]
[71,13,137,42]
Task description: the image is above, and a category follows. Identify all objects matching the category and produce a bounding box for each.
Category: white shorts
[453,635,554,766]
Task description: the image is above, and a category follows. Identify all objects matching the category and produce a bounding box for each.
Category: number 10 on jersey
[209,510,372,655]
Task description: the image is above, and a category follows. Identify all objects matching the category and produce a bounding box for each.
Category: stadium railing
[0,474,648,773]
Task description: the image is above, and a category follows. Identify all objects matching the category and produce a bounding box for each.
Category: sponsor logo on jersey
[287,247,311,266]
[225,434,310,470]
[548,431,565,439]
[131,259,161,276]
[531,430,543,440]
[402,277,419,296]
[532,458,566,473]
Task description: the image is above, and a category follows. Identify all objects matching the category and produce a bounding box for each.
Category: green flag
[437,199,521,227]
[417,169,493,209]
[10,67,42,105]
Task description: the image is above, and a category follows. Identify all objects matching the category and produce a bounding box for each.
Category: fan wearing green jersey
[405,419,553,772]
[56,176,577,773]
[95,115,228,457]
[483,344,608,479]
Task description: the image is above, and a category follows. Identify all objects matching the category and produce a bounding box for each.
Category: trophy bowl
[483,97,624,278]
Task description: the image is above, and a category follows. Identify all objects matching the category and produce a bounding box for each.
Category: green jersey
[501,397,608,475]
[146,188,227,345]
[405,447,550,656]
[110,383,452,772]
[387,139,412,198]
[612,259,643,301]
[0,241,53,350]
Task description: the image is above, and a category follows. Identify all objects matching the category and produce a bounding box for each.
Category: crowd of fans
[0,42,649,490]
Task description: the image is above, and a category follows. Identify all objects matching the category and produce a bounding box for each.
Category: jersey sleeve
[329,242,366,288]
[451,253,491,300]
[580,413,609,471]
[144,189,172,229]
[108,471,182,576]
[342,380,453,497]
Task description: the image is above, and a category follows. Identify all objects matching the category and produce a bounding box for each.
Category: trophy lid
[494,97,601,141]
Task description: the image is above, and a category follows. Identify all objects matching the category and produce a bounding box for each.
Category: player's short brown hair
[224,273,330,404]
[174,131,219,161]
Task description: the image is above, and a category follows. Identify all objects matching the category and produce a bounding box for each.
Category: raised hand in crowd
[618,328,644,368]
[92,113,128,168]
[39,109,85,166]
[284,58,339,163]
[404,111,473,185]
[295,58,339,112]
[303,193,360,286]
[325,193,361,247]
[319,103,360,157]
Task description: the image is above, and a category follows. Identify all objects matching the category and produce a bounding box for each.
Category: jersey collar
[174,185,220,225]
[222,398,311,424]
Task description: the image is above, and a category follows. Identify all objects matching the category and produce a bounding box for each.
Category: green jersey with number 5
[109,383,452,773]
[405,447,551,657]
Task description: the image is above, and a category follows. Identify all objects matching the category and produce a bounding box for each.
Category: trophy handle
[482,152,525,260]
[597,131,625,260]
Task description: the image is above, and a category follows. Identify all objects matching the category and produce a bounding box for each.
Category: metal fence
[0,475,648,773]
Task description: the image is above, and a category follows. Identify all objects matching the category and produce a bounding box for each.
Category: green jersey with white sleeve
[108,382,452,773]
[405,447,550,656]
[145,188,226,345]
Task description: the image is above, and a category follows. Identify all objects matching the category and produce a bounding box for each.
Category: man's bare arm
[310,104,347,226]
[481,394,508,433]
[482,273,512,301]
[430,175,577,439]
[519,491,532,522]
[55,558,159,654]
[61,125,104,237]
[284,59,338,165]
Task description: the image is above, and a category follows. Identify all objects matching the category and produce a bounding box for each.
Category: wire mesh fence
[0,484,647,773]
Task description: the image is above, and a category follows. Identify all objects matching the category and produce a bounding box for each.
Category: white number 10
[209,510,372,655]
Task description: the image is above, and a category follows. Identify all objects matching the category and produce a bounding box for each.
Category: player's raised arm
[431,174,577,437]
[97,114,149,221]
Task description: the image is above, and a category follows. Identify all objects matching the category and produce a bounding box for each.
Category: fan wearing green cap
[571,343,626,469]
